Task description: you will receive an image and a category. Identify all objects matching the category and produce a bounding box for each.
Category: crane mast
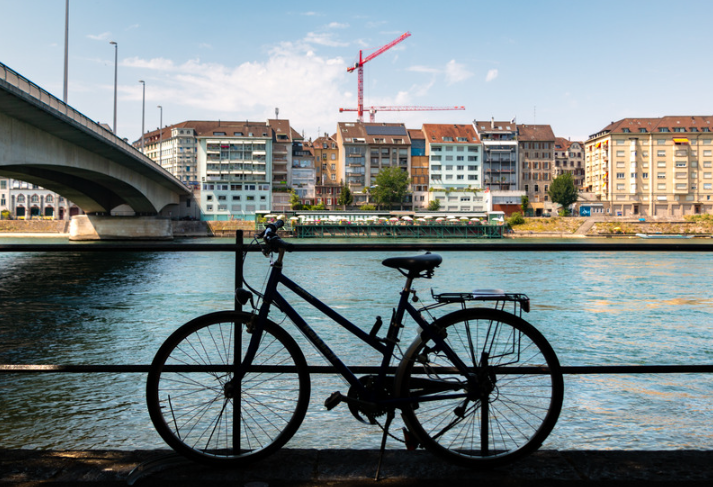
[346,32,411,122]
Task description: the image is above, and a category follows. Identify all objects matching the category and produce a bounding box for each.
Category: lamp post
[63,0,69,103]
[157,105,163,165]
[109,41,118,133]
[139,80,145,153]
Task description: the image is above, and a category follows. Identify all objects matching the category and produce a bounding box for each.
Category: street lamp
[63,0,69,103]
[139,80,145,153]
[157,105,163,165]
[109,41,118,133]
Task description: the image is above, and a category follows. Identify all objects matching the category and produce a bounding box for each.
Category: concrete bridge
[0,62,192,239]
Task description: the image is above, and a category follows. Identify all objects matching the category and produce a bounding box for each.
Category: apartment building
[554,137,585,189]
[518,124,555,215]
[474,119,518,191]
[313,133,341,209]
[585,116,713,217]
[291,139,316,204]
[421,124,484,212]
[141,124,198,187]
[336,122,411,207]
[409,129,429,209]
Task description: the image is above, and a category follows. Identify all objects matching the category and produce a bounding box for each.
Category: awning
[673,138,689,144]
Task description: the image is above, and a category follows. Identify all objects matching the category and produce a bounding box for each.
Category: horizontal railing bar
[3,364,713,374]
[1,242,713,252]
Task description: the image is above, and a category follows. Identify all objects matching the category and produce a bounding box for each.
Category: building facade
[336,122,412,208]
[313,133,341,209]
[0,177,82,220]
[585,116,713,217]
[518,124,555,215]
[422,123,484,212]
[409,129,429,209]
[474,119,519,191]
[554,137,585,190]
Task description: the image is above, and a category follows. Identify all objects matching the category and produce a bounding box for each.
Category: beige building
[585,116,713,217]
[518,124,555,215]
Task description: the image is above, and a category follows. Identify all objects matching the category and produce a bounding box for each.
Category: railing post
[235,230,243,312]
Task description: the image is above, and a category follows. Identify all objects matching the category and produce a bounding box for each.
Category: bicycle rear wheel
[396,307,563,467]
[146,311,310,466]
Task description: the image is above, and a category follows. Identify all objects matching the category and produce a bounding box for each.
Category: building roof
[474,118,517,133]
[591,116,713,139]
[554,137,572,151]
[421,123,480,144]
[337,122,410,144]
[517,124,555,141]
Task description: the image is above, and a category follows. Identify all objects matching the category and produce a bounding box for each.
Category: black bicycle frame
[241,254,473,405]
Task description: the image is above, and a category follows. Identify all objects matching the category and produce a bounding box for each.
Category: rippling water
[1,237,712,451]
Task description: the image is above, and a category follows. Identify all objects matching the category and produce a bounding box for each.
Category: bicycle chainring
[347,375,392,424]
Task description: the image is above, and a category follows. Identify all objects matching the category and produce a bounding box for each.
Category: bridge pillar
[69,215,172,241]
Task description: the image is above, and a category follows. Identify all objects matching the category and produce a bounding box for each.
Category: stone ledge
[1,449,711,486]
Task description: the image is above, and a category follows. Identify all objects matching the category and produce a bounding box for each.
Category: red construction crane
[340,105,466,123]
[346,32,411,122]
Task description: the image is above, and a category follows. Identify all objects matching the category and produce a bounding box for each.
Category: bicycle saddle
[382,253,442,278]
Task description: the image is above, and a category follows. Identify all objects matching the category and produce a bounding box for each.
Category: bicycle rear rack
[429,289,530,315]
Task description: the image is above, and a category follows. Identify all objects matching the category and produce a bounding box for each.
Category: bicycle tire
[396,307,563,467]
[146,311,310,466]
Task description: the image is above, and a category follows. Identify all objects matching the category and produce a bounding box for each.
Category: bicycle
[146,220,564,477]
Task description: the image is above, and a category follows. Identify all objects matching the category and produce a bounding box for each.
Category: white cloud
[445,60,473,85]
[87,32,111,41]
[304,32,348,47]
[122,57,177,71]
[485,68,499,82]
[328,22,348,29]
[408,65,439,74]
[123,42,347,137]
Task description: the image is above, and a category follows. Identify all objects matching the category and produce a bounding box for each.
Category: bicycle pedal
[324,391,344,410]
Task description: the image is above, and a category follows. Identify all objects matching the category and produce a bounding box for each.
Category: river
[1,237,712,452]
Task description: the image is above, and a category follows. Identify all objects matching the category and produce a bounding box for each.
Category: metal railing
[2,236,713,376]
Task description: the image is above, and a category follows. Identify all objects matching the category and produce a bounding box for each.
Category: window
[468,165,478,171]
[642,173,649,179]
[616,173,625,179]
[657,150,666,157]
[705,183,712,190]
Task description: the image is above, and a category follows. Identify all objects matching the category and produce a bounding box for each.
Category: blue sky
[2,0,712,144]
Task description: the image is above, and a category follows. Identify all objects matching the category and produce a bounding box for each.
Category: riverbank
[2,217,713,239]
[1,449,711,486]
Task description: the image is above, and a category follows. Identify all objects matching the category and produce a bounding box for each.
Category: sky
[2,0,713,145]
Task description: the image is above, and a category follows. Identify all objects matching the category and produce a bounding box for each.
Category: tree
[428,198,441,211]
[547,173,578,215]
[520,194,530,216]
[372,167,410,210]
[289,190,302,210]
[337,182,353,210]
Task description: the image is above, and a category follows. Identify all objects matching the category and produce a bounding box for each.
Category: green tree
[520,194,530,216]
[289,190,302,210]
[337,182,353,210]
[372,167,410,210]
[547,173,578,215]
[427,198,441,211]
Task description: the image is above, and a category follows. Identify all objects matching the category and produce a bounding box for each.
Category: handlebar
[258,219,294,253]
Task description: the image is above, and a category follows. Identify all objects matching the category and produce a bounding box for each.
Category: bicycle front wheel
[396,307,563,467]
[146,311,310,466]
